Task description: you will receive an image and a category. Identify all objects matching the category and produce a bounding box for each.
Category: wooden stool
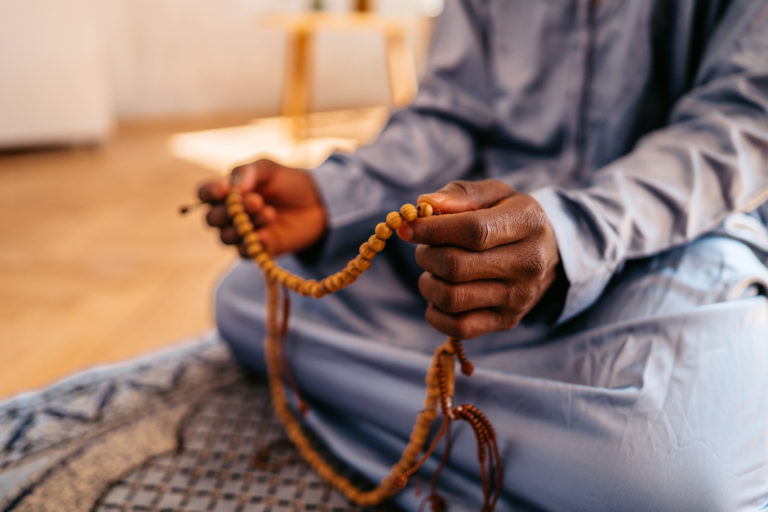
[260,12,418,140]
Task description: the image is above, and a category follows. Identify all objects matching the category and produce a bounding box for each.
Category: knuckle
[505,284,533,312]
[503,284,520,309]
[466,217,491,251]
[454,317,474,339]
[441,284,465,313]
[414,245,430,270]
[524,202,548,234]
[445,180,472,196]
[253,158,273,169]
[520,244,547,276]
[438,252,464,281]
[417,272,433,298]
[443,181,481,209]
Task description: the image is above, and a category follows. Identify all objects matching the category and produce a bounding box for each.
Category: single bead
[246,242,262,257]
[402,447,421,465]
[332,273,345,289]
[236,221,254,236]
[357,494,377,507]
[226,193,242,206]
[386,211,404,230]
[243,232,259,245]
[412,430,428,445]
[359,242,376,260]
[311,281,325,298]
[298,280,312,296]
[417,202,434,217]
[346,264,362,277]
[266,265,279,280]
[374,222,392,240]
[354,256,372,271]
[367,234,386,252]
[321,278,336,293]
[254,252,270,266]
[285,275,300,291]
[261,260,275,273]
[227,203,245,216]
[400,203,418,222]
[232,212,250,226]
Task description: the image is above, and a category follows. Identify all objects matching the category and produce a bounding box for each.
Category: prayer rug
[0,332,397,511]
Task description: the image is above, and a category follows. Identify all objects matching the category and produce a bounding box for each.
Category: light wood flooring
[0,111,383,400]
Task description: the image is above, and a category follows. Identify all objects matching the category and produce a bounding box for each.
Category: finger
[425,305,519,339]
[254,227,278,255]
[205,205,230,227]
[408,194,547,251]
[198,180,229,203]
[418,272,511,313]
[417,179,516,214]
[230,159,277,193]
[253,205,277,226]
[243,192,265,214]
[220,226,240,245]
[415,241,548,282]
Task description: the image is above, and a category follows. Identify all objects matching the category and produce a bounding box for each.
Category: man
[199,1,768,510]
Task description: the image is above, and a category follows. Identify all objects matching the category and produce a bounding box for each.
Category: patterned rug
[0,333,399,512]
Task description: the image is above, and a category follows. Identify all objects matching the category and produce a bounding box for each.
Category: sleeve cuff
[530,186,621,323]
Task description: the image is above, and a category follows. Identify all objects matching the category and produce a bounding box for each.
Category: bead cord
[217,190,501,509]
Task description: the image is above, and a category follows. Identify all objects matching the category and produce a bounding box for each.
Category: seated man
[199,1,768,510]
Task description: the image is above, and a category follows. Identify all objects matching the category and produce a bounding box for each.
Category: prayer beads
[222,191,501,510]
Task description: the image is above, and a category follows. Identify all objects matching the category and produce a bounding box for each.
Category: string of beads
[220,190,502,510]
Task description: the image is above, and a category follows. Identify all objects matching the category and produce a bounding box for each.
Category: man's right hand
[197,159,327,257]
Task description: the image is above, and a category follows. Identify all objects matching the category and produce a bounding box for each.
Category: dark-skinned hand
[197,159,327,257]
[397,179,562,339]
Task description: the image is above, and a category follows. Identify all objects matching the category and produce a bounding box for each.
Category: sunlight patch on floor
[168,107,389,172]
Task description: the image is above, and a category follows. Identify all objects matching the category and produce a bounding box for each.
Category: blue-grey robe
[216,1,768,510]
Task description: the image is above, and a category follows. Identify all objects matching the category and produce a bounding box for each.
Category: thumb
[417,179,516,214]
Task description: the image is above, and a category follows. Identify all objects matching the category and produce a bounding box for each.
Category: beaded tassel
[214,191,502,509]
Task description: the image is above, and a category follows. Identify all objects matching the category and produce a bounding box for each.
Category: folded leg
[215,236,768,511]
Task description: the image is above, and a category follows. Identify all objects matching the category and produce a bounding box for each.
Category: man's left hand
[398,179,562,339]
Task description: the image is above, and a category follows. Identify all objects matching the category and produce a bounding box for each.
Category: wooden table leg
[282,28,313,140]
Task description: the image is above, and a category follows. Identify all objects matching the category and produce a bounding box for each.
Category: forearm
[532,0,768,321]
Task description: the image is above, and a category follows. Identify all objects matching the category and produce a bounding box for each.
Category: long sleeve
[531,0,768,322]
[311,0,494,260]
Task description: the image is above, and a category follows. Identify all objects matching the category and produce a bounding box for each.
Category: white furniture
[0,0,112,148]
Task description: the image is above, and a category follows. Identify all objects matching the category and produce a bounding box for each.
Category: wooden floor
[0,111,383,400]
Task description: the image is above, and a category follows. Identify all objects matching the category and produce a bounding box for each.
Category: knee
[595,422,767,511]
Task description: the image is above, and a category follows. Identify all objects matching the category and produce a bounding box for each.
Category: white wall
[0,0,112,146]
[101,0,435,119]
[0,0,437,144]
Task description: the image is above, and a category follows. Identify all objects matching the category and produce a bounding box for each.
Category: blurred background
[0,0,441,399]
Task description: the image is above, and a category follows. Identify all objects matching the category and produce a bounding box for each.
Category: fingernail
[422,193,446,203]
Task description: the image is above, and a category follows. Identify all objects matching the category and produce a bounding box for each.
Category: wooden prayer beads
[219,191,502,510]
